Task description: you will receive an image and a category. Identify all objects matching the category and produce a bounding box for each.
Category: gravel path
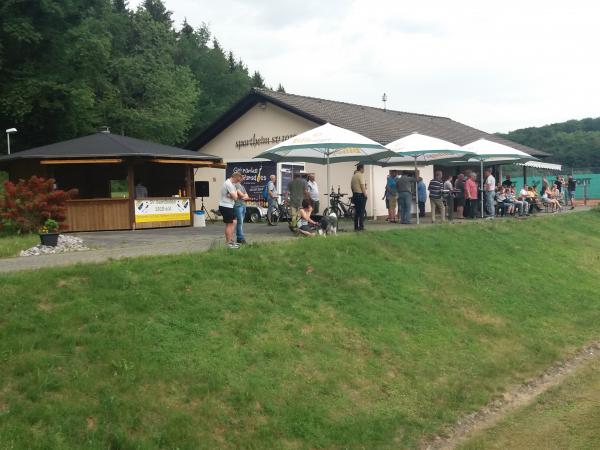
[420,340,600,450]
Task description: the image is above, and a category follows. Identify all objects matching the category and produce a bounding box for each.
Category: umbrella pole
[414,157,419,225]
[326,151,331,197]
[480,159,484,218]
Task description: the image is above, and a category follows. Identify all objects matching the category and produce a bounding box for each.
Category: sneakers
[226,241,240,249]
[237,239,247,245]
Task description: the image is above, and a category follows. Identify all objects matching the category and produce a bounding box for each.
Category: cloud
[129,0,600,132]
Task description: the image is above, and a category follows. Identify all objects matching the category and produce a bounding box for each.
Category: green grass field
[0,232,38,258]
[460,358,600,450]
[1,212,599,449]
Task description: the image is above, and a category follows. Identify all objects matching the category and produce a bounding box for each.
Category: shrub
[0,176,77,233]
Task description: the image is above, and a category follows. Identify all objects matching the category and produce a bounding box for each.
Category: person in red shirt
[464,173,478,219]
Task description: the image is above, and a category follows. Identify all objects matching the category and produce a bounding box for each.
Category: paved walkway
[0,207,588,274]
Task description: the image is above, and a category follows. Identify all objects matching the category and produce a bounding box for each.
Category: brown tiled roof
[187,88,548,157]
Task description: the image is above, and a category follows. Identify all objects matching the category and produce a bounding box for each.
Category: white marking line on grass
[421,340,600,450]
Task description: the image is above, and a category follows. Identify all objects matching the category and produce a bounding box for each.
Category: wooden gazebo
[0,132,224,231]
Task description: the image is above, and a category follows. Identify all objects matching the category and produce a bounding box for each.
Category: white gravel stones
[20,235,89,257]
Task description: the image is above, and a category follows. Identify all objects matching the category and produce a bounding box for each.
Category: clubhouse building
[187,88,547,217]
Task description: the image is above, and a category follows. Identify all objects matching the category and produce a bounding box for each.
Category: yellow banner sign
[135,199,190,223]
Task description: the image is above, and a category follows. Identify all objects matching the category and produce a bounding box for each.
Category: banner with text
[134,199,190,223]
[226,161,277,200]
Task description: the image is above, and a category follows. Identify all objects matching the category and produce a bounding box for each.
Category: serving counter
[65,197,192,232]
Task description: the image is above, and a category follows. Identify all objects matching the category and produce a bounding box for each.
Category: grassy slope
[0,233,38,258]
[1,213,600,449]
[460,358,600,450]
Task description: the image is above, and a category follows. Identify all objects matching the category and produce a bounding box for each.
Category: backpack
[262,183,270,200]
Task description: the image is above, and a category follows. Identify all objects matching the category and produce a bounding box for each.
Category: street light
[6,128,17,155]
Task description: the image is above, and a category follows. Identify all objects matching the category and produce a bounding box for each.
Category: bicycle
[323,188,365,219]
[267,194,292,226]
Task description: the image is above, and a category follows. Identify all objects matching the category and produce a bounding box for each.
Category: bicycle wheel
[271,206,281,224]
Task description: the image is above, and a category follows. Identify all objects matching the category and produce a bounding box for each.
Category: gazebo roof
[0,132,221,164]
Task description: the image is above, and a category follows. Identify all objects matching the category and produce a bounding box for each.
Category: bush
[0,176,77,233]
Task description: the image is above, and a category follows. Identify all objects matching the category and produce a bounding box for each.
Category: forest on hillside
[498,117,600,169]
[0,0,283,151]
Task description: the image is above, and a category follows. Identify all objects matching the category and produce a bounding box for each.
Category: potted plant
[39,218,60,247]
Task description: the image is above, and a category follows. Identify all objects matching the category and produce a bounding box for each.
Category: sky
[131,0,600,133]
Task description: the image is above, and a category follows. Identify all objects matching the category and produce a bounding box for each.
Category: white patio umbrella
[254,123,395,195]
[462,138,535,218]
[380,133,474,224]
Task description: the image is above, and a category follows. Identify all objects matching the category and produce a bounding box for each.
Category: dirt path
[421,340,600,450]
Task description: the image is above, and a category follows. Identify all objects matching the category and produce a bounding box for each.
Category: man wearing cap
[351,164,367,231]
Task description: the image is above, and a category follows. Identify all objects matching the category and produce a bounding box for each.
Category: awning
[515,161,562,171]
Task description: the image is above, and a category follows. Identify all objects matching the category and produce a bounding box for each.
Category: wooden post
[186,165,194,224]
[523,166,527,186]
[127,162,135,230]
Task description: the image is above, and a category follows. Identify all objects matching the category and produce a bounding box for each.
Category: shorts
[388,196,397,209]
[454,198,465,207]
[219,206,235,223]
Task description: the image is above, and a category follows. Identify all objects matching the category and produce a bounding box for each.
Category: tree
[276,83,286,93]
[499,117,600,169]
[142,0,172,24]
[0,0,273,149]
[251,71,265,88]
[0,176,77,233]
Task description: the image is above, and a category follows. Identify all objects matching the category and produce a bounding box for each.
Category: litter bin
[193,210,206,227]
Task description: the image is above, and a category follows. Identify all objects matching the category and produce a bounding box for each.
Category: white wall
[195,102,433,217]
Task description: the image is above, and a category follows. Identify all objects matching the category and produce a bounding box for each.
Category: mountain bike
[323,189,365,219]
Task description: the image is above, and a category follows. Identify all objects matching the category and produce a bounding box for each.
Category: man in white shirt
[307,173,320,214]
[483,169,496,218]
[219,171,243,248]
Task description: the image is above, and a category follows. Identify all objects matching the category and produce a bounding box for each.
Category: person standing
[135,181,148,199]
[397,170,418,224]
[417,176,427,218]
[483,169,496,218]
[351,164,367,231]
[454,173,465,219]
[306,173,320,214]
[502,174,513,188]
[219,171,242,249]
[385,170,398,222]
[266,174,278,226]
[287,172,308,230]
[428,170,445,223]
[233,174,250,244]
[444,174,455,221]
[464,173,478,219]
[567,175,576,209]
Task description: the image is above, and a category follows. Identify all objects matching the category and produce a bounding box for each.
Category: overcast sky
[131,0,600,133]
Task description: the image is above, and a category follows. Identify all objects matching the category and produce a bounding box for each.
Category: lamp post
[6,128,17,155]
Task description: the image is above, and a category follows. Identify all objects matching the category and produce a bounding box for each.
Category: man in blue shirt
[417,177,426,218]
[385,170,398,222]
